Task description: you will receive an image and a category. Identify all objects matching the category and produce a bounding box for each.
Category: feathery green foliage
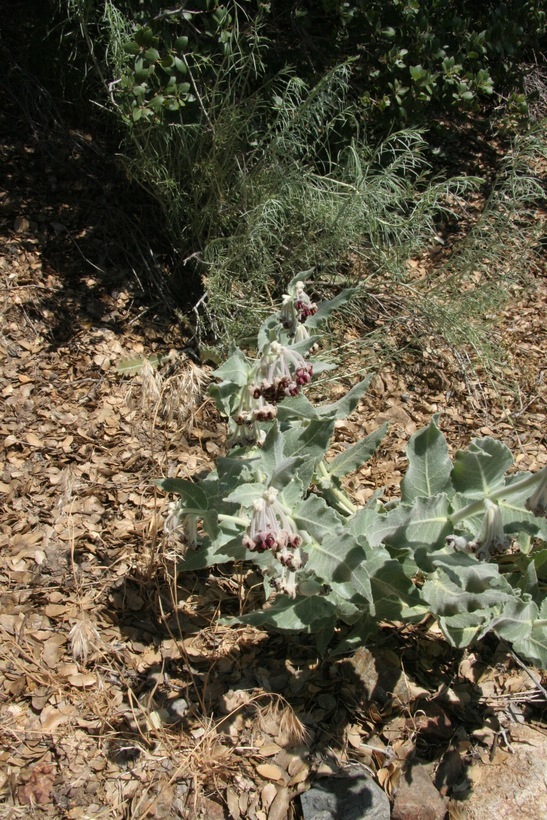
[51,2,545,369]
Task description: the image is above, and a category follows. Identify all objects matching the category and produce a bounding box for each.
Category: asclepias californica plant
[157,276,547,665]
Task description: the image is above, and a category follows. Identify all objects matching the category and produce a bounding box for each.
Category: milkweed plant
[158,275,547,665]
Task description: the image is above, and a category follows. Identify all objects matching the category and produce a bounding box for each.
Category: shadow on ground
[0,49,200,348]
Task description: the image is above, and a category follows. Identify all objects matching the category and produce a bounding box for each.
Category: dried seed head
[69,616,102,666]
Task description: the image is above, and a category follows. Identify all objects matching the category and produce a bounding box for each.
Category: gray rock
[300,764,390,820]
[458,723,547,819]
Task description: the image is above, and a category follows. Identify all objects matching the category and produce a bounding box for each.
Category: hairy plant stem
[218,513,250,527]
[449,467,546,526]
[317,460,357,515]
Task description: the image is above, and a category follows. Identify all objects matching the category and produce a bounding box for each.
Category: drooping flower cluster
[164,501,199,550]
[226,282,319,448]
[447,498,509,561]
[229,343,312,445]
[229,378,278,447]
[280,281,317,331]
[252,341,313,404]
[243,489,303,562]
[242,488,306,598]
[233,384,278,425]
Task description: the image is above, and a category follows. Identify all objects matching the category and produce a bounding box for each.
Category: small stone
[168,698,188,719]
[411,701,453,740]
[300,764,390,820]
[391,763,447,820]
[342,646,413,705]
[198,796,226,819]
[14,215,30,232]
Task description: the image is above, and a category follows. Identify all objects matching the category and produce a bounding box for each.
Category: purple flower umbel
[253,341,313,404]
[243,488,303,558]
[242,489,305,598]
[233,384,278,426]
[279,281,317,331]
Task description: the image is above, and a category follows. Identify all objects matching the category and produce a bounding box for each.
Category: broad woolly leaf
[225,483,266,507]
[211,347,253,386]
[216,456,256,494]
[349,503,410,548]
[360,539,425,620]
[155,478,210,513]
[477,598,547,668]
[315,374,374,419]
[208,383,238,417]
[497,475,547,540]
[305,288,358,329]
[305,531,372,601]
[422,557,513,617]
[283,418,336,487]
[532,549,547,582]
[289,335,323,358]
[257,314,282,350]
[275,393,320,421]
[510,555,541,599]
[438,611,491,648]
[232,594,338,635]
[401,415,452,502]
[308,360,338,376]
[451,437,513,497]
[294,494,345,543]
[385,494,452,552]
[328,422,388,478]
[260,418,332,490]
[483,598,539,645]
[177,525,254,571]
[260,421,286,476]
[510,598,547,668]
[286,268,315,293]
[269,456,307,491]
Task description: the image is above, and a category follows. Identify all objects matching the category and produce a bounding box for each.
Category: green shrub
[49,1,544,360]
[291,0,546,122]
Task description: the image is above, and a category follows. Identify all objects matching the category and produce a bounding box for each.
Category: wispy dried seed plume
[69,615,103,666]
[126,355,210,428]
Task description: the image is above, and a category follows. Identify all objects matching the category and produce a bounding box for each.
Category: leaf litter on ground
[0,115,546,818]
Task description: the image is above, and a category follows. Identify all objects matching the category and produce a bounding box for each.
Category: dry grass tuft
[69,615,104,666]
[126,354,210,431]
[254,695,311,747]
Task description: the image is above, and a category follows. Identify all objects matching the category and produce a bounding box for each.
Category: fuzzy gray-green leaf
[232,594,337,634]
[451,437,513,497]
[156,478,210,512]
[401,415,452,502]
[315,374,373,419]
[328,422,388,478]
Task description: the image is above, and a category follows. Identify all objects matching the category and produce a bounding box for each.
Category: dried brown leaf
[256,763,288,784]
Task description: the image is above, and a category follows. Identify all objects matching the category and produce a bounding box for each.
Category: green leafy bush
[158,277,547,665]
[292,0,546,122]
[51,2,544,359]
[90,3,480,342]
